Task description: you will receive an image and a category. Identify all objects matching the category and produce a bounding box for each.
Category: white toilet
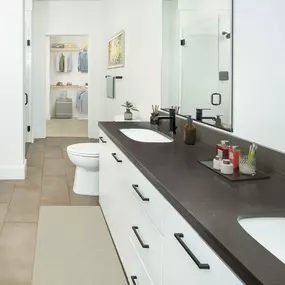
[67,143,100,196]
[67,115,141,196]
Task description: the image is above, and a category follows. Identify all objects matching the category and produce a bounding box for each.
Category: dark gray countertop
[99,121,285,285]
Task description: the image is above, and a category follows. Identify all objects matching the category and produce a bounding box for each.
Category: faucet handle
[197,108,211,111]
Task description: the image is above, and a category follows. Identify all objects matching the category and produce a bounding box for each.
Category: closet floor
[47,118,88,137]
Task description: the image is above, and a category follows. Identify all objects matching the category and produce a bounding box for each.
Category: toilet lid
[67,143,100,157]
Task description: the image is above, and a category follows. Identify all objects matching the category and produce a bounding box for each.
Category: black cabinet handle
[112,153,122,163]
[211,93,222,106]
[131,276,138,285]
[99,137,107,143]
[132,185,150,201]
[132,226,149,249]
[174,233,210,269]
[25,93,28,105]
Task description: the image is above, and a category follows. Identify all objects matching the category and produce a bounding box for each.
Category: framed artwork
[108,30,125,69]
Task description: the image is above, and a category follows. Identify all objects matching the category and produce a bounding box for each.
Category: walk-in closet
[46,35,89,137]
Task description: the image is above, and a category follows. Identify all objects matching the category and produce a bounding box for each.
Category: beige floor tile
[66,167,75,190]
[70,190,99,206]
[0,223,37,285]
[16,166,42,188]
[34,139,45,146]
[45,137,62,146]
[43,158,65,176]
[44,146,63,158]
[63,151,75,168]
[61,138,86,152]
[27,150,44,166]
[6,187,41,223]
[41,176,70,205]
[0,203,8,225]
[0,182,15,203]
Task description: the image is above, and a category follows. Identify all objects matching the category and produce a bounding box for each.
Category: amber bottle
[184,116,196,145]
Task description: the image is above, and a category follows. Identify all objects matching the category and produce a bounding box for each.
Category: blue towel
[78,51,88,73]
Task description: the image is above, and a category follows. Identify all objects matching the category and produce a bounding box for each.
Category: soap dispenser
[184,115,196,145]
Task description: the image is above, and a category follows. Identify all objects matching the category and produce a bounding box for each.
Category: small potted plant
[121,101,138,120]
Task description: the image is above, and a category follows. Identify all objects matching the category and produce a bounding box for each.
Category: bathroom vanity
[98,122,285,285]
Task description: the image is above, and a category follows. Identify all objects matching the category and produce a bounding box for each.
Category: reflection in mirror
[162,0,233,131]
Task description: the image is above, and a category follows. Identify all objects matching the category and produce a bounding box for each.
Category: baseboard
[0,159,27,180]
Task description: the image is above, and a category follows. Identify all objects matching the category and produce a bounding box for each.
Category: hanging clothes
[76,90,88,115]
[64,53,73,72]
[78,51,88,73]
[56,53,72,73]
[59,53,65,72]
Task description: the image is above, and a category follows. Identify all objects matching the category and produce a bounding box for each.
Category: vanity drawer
[129,195,163,285]
[125,159,166,235]
[163,202,243,285]
[125,237,153,285]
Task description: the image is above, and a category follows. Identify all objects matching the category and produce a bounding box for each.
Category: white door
[24,10,32,143]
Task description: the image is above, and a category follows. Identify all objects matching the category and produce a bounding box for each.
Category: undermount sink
[120,128,173,143]
[238,217,285,264]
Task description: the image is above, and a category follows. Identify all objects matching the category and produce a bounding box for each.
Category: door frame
[44,33,90,138]
[25,9,33,143]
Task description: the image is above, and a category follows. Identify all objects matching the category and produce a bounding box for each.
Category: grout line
[0,182,16,237]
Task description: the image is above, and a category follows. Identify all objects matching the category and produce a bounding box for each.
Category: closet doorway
[46,35,89,137]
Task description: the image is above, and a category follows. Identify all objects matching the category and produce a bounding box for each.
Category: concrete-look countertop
[99,121,285,285]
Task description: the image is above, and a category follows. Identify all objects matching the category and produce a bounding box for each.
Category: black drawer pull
[99,137,107,143]
[174,233,210,269]
[132,226,149,249]
[112,153,122,163]
[131,276,138,285]
[132,184,150,201]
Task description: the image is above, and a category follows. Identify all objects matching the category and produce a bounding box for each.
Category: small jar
[221,159,234,175]
[213,155,222,170]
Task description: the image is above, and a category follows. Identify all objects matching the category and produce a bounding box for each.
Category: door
[180,11,219,117]
[24,10,32,144]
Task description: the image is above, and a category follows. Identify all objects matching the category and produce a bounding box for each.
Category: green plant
[121,101,139,111]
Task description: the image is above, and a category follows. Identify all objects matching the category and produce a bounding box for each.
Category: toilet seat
[67,143,100,158]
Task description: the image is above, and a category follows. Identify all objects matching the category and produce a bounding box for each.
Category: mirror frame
[162,0,234,133]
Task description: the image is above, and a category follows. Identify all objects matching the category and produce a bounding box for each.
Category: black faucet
[155,108,177,134]
[196,108,217,121]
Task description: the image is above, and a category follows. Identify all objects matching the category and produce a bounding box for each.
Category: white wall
[32,1,105,138]
[102,0,162,120]
[233,0,285,153]
[0,0,25,179]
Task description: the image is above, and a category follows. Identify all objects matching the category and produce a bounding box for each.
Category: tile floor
[0,137,100,285]
[47,119,88,137]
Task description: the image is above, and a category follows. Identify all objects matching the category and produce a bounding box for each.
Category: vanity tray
[199,160,269,182]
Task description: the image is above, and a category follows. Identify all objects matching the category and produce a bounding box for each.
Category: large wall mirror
[162,0,233,131]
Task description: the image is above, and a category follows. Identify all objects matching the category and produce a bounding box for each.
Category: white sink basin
[238,217,285,264]
[120,128,173,143]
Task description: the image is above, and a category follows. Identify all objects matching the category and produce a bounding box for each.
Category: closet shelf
[50,85,87,89]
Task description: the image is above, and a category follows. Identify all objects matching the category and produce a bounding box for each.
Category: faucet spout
[154,108,177,134]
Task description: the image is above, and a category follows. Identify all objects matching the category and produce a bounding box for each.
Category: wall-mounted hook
[222,31,231,39]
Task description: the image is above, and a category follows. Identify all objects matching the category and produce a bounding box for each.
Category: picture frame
[108,30,125,69]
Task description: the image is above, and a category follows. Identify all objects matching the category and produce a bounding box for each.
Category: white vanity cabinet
[162,202,243,285]
[99,128,243,285]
